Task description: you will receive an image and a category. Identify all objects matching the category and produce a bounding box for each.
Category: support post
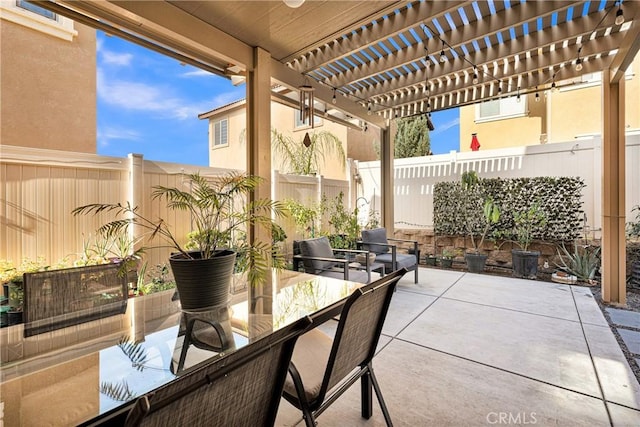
[380,127,394,234]
[246,47,273,322]
[601,69,626,305]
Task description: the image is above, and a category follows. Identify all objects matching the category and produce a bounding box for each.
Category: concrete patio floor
[276,267,640,426]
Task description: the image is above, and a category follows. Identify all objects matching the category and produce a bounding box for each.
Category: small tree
[394,115,431,158]
[272,129,346,175]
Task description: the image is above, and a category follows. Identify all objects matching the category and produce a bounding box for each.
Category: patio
[276,267,640,426]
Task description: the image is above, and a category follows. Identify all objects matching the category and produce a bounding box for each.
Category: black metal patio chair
[294,236,377,283]
[282,268,408,427]
[359,227,419,283]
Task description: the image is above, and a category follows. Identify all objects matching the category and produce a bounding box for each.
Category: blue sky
[96,31,460,164]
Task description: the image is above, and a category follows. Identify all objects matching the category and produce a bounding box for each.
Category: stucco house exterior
[198,96,378,180]
[1,0,96,153]
[458,53,640,151]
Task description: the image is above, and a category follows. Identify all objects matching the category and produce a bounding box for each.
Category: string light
[367,102,372,115]
[472,66,479,84]
[535,86,540,102]
[332,88,337,104]
[615,1,624,25]
[516,87,521,102]
[439,41,446,63]
[575,46,583,71]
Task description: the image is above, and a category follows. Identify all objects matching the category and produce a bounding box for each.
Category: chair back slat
[124,315,312,427]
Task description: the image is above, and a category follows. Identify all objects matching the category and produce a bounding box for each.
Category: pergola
[42,0,640,304]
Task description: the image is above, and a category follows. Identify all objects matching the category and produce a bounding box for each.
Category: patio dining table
[0,270,362,426]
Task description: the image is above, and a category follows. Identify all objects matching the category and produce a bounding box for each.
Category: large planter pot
[169,250,237,310]
[424,255,437,266]
[440,258,453,268]
[465,253,488,273]
[512,250,540,279]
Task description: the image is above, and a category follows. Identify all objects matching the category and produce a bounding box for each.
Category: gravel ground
[590,285,640,384]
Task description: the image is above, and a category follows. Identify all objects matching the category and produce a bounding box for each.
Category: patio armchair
[123,315,312,427]
[283,268,408,427]
[359,228,419,283]
[293,236,378,284]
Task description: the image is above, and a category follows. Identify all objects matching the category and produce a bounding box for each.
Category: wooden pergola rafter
[43,0,640,305]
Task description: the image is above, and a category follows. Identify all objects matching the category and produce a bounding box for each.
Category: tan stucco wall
[459,54,640,149]
[1,20,96,152]
[208,102,350,180]
[548,85,601,143]
[459,95,544,151]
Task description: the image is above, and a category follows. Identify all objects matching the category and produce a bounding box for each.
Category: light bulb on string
[332,89,337,104]
[615,3,624,25]
[439,41,446,63]
[535,87,540,102]
[575,57,583,71]
[367,103,372,116]
[472,66,478,84]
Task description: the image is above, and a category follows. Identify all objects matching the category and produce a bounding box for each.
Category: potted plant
[0,257,49,325]
[321,192,361,250]
[440,248,459,268]
[73,172,286,310]
[460,171,500,273]
[511,201,547,279]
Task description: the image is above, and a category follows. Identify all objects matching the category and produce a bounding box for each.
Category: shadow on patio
[276,267,640,426]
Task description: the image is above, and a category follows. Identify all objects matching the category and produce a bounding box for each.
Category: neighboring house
[0,0,96,153]
[198,97,378,180]
[459,53,640,151]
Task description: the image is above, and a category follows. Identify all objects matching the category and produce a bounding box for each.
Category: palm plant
[73,172,286,287]
[271,129,346,176]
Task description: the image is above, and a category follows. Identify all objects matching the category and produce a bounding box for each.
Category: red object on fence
[470,133,480,151]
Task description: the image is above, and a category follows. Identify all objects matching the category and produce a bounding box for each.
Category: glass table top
[0,270,361,426]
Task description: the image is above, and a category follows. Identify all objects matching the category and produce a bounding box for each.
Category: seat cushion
[360,228,389,254]
[284,328,333,404]
[318,269,370,284]
[299,237,336,274]
[375,253,417,271]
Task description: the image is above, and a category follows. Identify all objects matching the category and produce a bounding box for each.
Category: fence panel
[358,135,640,236]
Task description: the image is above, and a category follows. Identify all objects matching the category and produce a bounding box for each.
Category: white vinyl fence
[357,134,640,237]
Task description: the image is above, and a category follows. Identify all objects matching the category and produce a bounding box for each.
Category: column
[601,70,626,304]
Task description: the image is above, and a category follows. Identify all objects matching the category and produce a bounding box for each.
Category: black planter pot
[465,253,488,273]
[440,258,453,268]
[631,261,640,288]
[169,250,237,310]
[512,250,540,279]
[425,256,437,266]
[7,310,23,326]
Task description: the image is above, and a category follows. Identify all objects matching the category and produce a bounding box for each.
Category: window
[475,97,527,123]
[0,0,76,40]
[16,0,56,20]
[294,111,322,129]
[213,119,228,148]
